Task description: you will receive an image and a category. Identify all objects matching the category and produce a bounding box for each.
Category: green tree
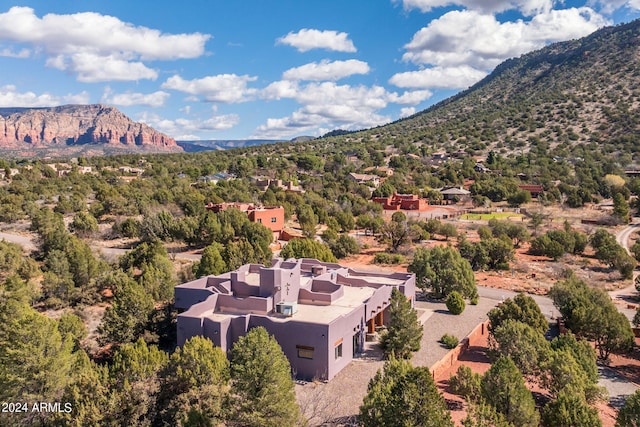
[160,336,230,426]
[98,271,154,345]
[446,290,466,315]
[296,204,318,238]
[541,387,601,427]
[616,389,640,427]
[328,234,360,259]
[360,358,453,427]
[549,277,635,360]
[380,288,423,359]
[120,239,176,301]
[58,312,88,348]
[0,300,76,426]
[487,293,548,335]
[439,223,458,241]
[70,211,99,237]
[52,352,110,427]
[280,238,337,262]
[194,243,227,278]
[409,245,478,299]
[489,320,551,376]
[108,338,169,426]
[613,192,630,223]
[530,234,565,260]
[379,213,410,252]
[540,349,604,402]
[449,365,482,401]
[229,327,301,427]
[462,402,515,427]
[481,356,539,427]
[550,333,598,385]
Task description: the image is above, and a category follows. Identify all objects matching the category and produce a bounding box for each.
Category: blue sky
[0,1,638,141]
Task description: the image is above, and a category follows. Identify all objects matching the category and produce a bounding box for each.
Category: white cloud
[397,0,552,16]
[162,74,258,103]
[0,84,90,107]
[389,90,434,104]
[47,53,158,82]
[400,107,417,118]
[276,29,357,52]
[0,47,30,58]
[589,0,640,14]
[390,65,487,89]
[138,110,240,139]
[0,6,210,82]
[102,89,170,107]
[283,59,370,81]
[256,80,432,138]
[403,8,609,69]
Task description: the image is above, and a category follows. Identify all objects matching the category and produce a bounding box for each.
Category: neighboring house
[373,193,429,211]
[347,172,380,188]
[438,186,471,201]
[205,203,285,240]
[364,166,394,177]
[474,163,490,173]
[255,178,304,193]
[198,172,236,184]
[119,166,145,175]
[518,184,544,198]
[174,258,416,381]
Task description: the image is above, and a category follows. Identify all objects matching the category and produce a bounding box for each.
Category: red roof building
[373,193,429,211]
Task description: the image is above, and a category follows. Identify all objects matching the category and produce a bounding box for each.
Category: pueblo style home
[174,258,416,381]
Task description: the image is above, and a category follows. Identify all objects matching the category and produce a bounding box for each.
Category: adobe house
[373,193,429,211]
[205,203,285,240]
[517,184,544,198]
[174,258,416,381]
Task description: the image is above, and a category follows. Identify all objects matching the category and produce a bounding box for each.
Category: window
[335,343,343,359]
[271,217,277,223]
[297,345,314,359]
[257,218,262,223]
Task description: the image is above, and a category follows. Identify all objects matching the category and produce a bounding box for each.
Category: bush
[373,252,405,265]
[470,295,479,305]
[446,291,466,315]
[449,365,481,400]
[440,334,459,349]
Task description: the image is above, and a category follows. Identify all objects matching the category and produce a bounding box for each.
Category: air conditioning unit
[275,302,298,317]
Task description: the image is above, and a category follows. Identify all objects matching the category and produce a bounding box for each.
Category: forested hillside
[304,19,640,162]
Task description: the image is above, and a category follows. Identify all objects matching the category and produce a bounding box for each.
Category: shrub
[449,365,481,400]
[446,291,466,315]
[440,334,459,349]
[470,295,479,305]
[373,252,405,265]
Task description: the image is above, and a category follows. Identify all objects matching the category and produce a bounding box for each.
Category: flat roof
[197,284,376,325]
[346,275,406,286]
[280,285,376,324]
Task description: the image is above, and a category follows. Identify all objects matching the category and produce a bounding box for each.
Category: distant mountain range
[177,136,315,152]
[0,104,181,157]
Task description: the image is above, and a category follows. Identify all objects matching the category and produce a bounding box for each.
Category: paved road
[612,221,640,322]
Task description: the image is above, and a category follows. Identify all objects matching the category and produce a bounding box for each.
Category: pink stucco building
[174,258,416,381]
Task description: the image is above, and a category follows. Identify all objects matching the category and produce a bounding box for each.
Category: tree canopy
[409,245,477,299]
[360,358,454,427]
[380,288,423,359]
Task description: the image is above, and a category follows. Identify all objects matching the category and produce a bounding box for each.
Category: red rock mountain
[0,104,180,150]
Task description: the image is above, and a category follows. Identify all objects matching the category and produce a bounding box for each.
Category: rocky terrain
[0,104,181,156]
